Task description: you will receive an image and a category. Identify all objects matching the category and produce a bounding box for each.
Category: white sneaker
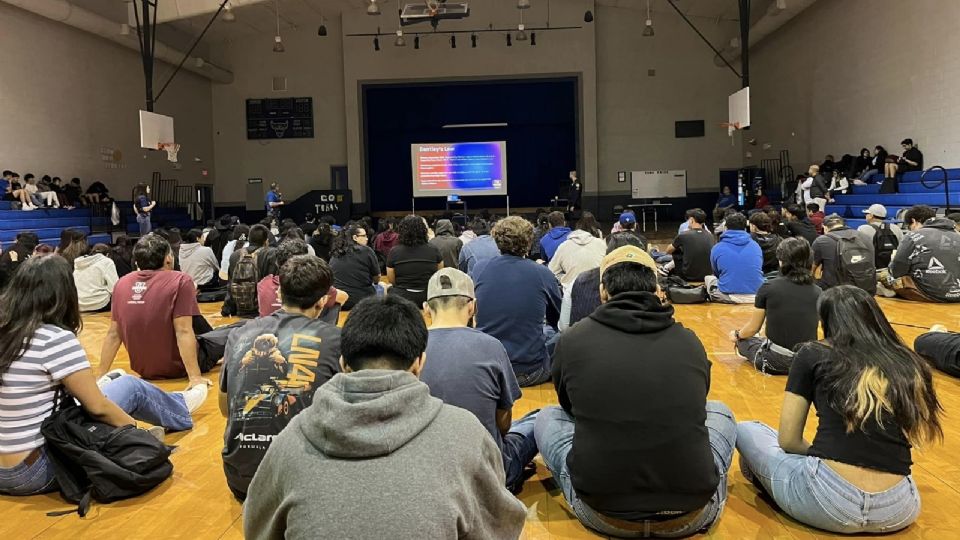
[96,368,127,388]
[930,324,949,334]
[174,384,208,414]
[22,203,36,211]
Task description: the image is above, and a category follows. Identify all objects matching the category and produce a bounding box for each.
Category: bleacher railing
[920,166,952,213]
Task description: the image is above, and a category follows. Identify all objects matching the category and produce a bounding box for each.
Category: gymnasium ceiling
[79,0,776,47]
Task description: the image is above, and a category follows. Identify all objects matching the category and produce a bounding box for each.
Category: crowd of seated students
[790,138,923,196]
[2,203,960,538]
[1,170,110,211]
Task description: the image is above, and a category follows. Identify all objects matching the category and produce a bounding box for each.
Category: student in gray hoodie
[244,294,527,540]
[430,219,464,269]
[178,228,220,289]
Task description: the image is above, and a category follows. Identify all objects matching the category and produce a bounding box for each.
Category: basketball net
[720,122,741,137]
[158,143,180,163]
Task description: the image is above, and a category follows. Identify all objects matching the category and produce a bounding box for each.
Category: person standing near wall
[133,183,156,237]
[265,182,284,219]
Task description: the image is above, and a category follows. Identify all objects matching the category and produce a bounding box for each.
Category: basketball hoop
[158,142,180,163]
[719,122,741,137]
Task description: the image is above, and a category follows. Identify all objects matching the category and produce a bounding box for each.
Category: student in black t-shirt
[781,204,817,245]
[535,247,736,537]
[220,255,342,501]
[885,138,923,179]
[665,208,715,282]
[329,224,380,311]
[731,238,821,374]
[736,286,943,534]
[386,215,442,307]
[748,212,782,275]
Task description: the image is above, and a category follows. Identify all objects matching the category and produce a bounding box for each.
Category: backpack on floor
[40,391,174,517]
[829,232,877,295]
[230,249,260,318]
[871,223,899,268]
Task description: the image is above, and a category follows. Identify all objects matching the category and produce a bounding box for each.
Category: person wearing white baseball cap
[856,203,903,269]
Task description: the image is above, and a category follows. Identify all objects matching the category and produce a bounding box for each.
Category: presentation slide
[411,141,508,197]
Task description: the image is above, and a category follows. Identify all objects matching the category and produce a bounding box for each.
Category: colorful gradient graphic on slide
[412,141,507,197]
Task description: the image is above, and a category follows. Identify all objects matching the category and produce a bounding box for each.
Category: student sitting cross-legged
[736,286,943,534]
[535,246,737,538]
[243,294,526,540]
[220,255,342,501]
[0,256,205,496]
[730,237,821,375]
[421,268,538,493]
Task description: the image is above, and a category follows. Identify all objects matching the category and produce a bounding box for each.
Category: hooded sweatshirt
[710,229,764,294]
[243,370,526,540]
[889,218,960,302]
[552,291,717,518]
[539,226,572,262]
[548,230,606,286]
[372,229,399,259]
[429,219,464,269]
[73,253,119,312]
[178,242,219,286]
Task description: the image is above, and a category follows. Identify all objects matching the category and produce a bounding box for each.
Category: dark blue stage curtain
[363,77,578,212]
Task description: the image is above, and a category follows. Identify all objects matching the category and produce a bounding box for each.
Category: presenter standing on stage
[567,171,582,212]
[265,182,284,218]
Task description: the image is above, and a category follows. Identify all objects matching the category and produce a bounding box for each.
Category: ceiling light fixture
[506,33,512,46]
[518,0,531,9]
[318,7,327,36]
[642,0,655,37]
[414,35,420,49]
[272,0,284,52]
[471,33,478,48]
[450,34,457,48]
[584,10,593,23]
[530,32,536,46]
[374,36,380,50]
[222,1,236,22]
[367,0,381,15]
[516,24,528,41]
[395,29,406,46]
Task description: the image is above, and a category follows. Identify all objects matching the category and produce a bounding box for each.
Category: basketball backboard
[728,87,750,135]
[139,110,175,149]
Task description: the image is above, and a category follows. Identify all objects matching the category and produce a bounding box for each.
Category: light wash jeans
[534,401,737,537]
[736,421,921,534]
[0,375,192,496]
[137,212,152,236]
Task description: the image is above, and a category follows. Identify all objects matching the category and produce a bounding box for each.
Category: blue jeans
[137,213,152,236]
[736,421,921,534]
[515,325,559,387]
[102,375,193,432]
[0,448,57,496]
[534,401,736,537]
[0,376,191,496]
[502,410,539,490]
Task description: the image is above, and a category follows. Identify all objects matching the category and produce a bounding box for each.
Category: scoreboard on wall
[246,97,314,140]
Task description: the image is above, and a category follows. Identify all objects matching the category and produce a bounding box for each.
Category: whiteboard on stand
[630,170,687,199]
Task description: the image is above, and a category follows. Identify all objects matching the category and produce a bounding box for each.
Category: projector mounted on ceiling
[401,1,470,27]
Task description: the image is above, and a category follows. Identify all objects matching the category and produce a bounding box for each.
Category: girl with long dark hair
[731,237,820,374]
[0,256,203,496]
[55,228,88,268]
[110,234,135,277]
[133,182,156,236]
[575,211,603,239]
[386,215,442,306]
[309,222,335,262]
[329,223,380,310]
[736,285,943,533]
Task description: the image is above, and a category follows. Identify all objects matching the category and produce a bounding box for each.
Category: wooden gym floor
[2,299,959,539]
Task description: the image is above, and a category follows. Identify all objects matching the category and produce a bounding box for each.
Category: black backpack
[871,223,899,268]
[40,392,173,517]
[230,248,260,317]
[829,232,877,294]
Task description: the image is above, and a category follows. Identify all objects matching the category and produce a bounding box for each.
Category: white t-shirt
[0,325,90,453]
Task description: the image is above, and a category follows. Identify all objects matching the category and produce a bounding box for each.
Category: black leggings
[915,332,960,378]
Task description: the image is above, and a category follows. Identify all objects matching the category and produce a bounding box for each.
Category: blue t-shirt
[0,179,9,194]
[265,190,280,212]
[474,255,562,374]
[136,195,151,213]
[717,193,737,208]
[421,327,521,448]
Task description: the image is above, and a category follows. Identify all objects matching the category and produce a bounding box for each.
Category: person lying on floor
[915,325,960,378]
[736,285,943,534]
[0,256,206,497]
